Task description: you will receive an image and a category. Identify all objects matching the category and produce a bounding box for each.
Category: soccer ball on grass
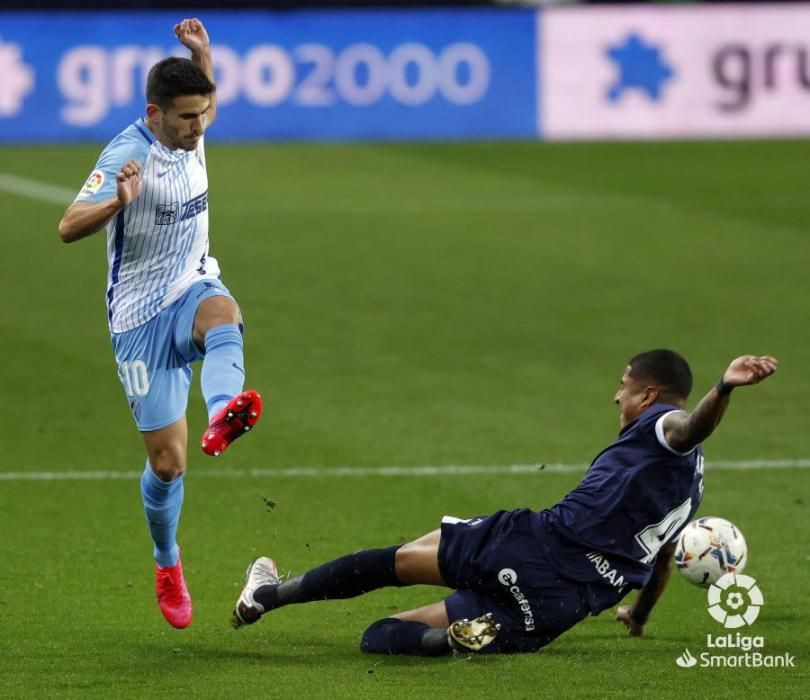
[674,516,747,586]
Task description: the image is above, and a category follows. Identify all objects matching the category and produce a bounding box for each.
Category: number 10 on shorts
[119,359,150,397]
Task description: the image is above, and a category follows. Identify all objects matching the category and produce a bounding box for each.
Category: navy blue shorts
[438,509,591,653]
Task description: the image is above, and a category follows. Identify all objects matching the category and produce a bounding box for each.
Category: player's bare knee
[150,460,185,482]
[395,544,443,585]
[194,296,241,339]
[148,445,186,481]
[394,544,415,580]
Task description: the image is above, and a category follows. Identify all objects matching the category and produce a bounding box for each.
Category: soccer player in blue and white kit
[58,18,263,630]
[230,350,776,654]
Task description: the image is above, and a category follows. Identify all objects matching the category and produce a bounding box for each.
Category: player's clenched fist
[174,18,210,53]
[116,159,142,206]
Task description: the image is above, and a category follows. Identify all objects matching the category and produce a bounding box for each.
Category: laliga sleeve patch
[80,169,105,196]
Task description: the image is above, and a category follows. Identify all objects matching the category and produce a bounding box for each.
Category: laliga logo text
[675,574,795,669]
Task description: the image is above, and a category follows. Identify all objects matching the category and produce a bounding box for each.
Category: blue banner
[0,10,536,141]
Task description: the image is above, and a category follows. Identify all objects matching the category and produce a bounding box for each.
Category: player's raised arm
[662,355,778,454]
[174,18,217,127]
[58,160,142,243]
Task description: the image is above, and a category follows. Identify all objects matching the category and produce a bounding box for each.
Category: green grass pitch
[0,140,808,697]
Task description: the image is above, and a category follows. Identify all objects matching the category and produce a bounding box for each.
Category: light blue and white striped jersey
[75,118,220,333]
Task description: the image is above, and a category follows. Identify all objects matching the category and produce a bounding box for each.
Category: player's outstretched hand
[722,355,778,388]
[616,606,644,637]
[116,160,142,207]
[174,18,210,53]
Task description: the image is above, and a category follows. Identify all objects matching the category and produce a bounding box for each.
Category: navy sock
[360,618,451,656]
[254,546,402,610]
[201,324,244,421]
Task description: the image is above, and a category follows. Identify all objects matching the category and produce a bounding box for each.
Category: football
[674,516,748,586]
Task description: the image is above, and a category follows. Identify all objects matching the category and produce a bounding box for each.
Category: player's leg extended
[192,294,263,456]
[232,546,404,627]
[113,312,194,629]
[232,530,446,627]
[141,420,193,629]
[141,419,187,566]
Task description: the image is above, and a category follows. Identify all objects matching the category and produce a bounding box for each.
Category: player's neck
[144,117,179,151]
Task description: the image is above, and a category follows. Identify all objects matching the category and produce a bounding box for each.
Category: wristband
[715,378,734,396]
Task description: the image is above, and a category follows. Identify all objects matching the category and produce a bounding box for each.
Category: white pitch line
[1,459,809,482]
[0,171,76,206]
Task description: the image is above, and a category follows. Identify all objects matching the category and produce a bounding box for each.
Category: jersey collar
[134,118,155,145]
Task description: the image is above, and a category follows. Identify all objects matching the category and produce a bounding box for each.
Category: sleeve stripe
[654,411,696,456]
[134,119,155,145]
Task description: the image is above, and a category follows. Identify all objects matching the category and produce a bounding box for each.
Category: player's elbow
[58,217,78,243]
[58,210,91,243]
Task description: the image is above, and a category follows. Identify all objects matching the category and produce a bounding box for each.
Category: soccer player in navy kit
[58,19,263,630]
[231,351,777,654]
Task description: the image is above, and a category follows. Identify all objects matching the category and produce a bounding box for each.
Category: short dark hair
[146,57,215,110]
[628,349,693,401]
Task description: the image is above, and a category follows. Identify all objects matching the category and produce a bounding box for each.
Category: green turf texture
[0,141,808,697]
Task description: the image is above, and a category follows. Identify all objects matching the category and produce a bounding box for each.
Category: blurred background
[0,0,807,471]
[3,0,810,142]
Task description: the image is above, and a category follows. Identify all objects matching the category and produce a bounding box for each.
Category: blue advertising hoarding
[0,10,537,142]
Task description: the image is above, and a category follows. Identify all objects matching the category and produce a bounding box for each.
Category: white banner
[541,5,810,139]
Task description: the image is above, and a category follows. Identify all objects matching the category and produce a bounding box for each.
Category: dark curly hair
[146,57,215,110]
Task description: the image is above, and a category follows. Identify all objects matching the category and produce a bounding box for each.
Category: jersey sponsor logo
[496,568,535,631]
[585,551,629,594]
[154,191,208,226]
[80,169,104,195]
[497,568,518,586]
[179,190,208,221]
[155,202,179,225]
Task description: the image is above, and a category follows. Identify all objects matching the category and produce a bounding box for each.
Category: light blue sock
[140,463,183,568]
[201,324,245,422]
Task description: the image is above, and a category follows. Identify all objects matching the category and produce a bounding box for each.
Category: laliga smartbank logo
[707,572,762,629]
[675,573,795,669]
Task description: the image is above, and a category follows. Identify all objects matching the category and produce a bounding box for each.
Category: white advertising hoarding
[541,5,810,139]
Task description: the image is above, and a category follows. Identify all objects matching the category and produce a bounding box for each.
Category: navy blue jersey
[532,403,704,613]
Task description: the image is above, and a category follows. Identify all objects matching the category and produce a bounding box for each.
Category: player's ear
[642,385,659,408]
[146,103,161,123]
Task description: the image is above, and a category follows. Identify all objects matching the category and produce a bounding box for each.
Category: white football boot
[231,556,279,629]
